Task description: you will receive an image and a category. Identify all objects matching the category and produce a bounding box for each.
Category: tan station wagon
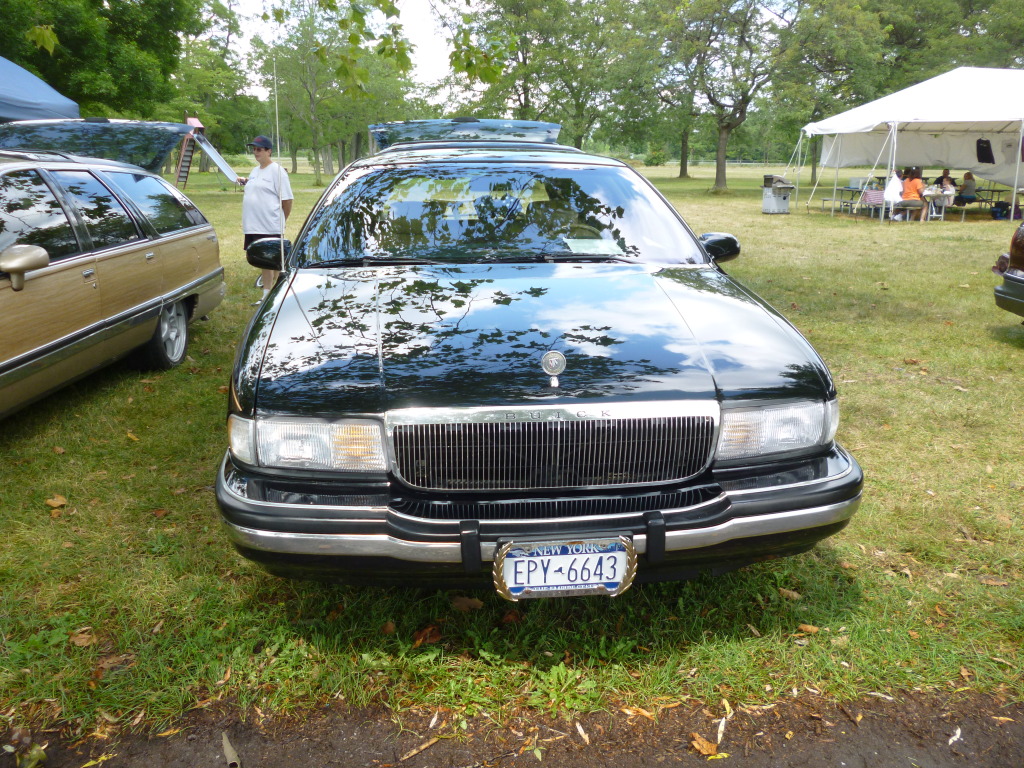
[0,119,228,419]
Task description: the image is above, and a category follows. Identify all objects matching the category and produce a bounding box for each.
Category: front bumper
[215,445,863,586]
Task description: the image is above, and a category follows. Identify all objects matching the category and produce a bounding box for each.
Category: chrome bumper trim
[222,494,860,563]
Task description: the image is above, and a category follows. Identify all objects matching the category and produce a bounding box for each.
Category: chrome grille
[391,415,715,491]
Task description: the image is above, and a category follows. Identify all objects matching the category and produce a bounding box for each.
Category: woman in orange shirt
[900,167,925,221]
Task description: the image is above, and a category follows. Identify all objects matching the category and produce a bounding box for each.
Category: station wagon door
[0,168,100,412]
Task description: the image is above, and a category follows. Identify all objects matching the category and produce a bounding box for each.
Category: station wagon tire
[139,300,190,370]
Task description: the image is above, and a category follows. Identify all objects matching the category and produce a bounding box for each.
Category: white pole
[274,55,281,153]
[1011,119,1023,222]
[830,135,842,215]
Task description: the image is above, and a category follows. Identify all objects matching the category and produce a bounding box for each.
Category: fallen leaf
[953,386,969,392]
[412,625,442,648]
[451,595,484,612]
[839,561,858,570]
[151,509,169,518]
[960,666,973,680]
[53,446,66,454]
[622,706,655,722]
[576,722,590,745]
[778,588,802,601]
[690,733,717,756]
[784,730,794,740]
[903,358,921,365]
[381,620,396,635]
[216,666,232,685]
[151,620,164,635]
[126,432,139,442]
[992,717,1015,724]
[69,628,97,647]
[980,578,1009,587]
[501,609,523,624]
[747,624,761,637]
[45,495,67,509]
[81,754,118,767]
[797,624,819,634]
[908,630,920,639]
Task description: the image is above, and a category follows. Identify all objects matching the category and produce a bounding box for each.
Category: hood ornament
[540,350,566,388]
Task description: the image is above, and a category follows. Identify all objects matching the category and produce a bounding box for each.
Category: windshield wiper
[481,252,634,264]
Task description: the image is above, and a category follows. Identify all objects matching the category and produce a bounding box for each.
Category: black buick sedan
[216,119,862,600]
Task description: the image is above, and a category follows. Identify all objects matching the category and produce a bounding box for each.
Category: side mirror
[0,244,50,291]
[699,232,741,263]
[246,238,290,271]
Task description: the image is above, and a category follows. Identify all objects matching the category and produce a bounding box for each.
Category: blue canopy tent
[0,57,79,122]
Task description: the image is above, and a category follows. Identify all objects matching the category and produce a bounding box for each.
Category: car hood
[242,263,833,416]
[0,119,236,176]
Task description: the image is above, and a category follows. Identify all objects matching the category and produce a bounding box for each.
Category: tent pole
[805,133,825,209]
[881,123,896,225]
[1012,119,1024,222]
[831,135,841,216]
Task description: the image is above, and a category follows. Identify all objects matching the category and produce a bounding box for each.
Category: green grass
[1,164,1022,736]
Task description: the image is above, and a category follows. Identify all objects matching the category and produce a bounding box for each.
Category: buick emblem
[541,350,566,387]
[541,350,566,375]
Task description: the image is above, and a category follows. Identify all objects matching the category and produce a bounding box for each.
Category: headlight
[716,400,838,462]
[228,415,387,472]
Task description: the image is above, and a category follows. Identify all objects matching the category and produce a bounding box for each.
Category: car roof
[0,149,158,173]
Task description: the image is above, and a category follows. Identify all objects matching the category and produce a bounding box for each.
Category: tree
[2,0,205,116]
[444,0,638,148]
[249,0,424,183]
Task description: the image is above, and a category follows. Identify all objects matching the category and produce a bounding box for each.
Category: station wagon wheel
[139,300,190,370]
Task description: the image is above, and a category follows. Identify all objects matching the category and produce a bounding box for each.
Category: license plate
[493,536,637,601]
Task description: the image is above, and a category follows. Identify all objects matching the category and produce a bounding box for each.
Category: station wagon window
[49,170,141,250]
[0,170,80,261]
[105,172,204,234]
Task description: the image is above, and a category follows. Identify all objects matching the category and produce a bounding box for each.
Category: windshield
[294,162,706,266]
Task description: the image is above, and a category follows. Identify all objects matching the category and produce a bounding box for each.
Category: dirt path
[6,692,1022,767]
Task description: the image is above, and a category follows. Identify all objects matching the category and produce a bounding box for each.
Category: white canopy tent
[798,67,1024,217]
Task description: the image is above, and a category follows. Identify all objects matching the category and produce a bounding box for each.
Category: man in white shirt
[240,135,293,302]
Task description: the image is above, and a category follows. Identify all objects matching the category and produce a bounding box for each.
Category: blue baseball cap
[246,135,273,149]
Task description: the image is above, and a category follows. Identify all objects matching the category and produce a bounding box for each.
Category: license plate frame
[493,536,637,601]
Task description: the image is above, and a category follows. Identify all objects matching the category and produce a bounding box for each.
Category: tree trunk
[290,148,298,175]
[337,140,345,168]
[323,146,334,176]
[713,124,731,191]
[353,131,363,160]
[678,128,690,179]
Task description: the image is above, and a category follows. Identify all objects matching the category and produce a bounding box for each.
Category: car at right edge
[216,118,863,600]
[994,222,1024,318]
